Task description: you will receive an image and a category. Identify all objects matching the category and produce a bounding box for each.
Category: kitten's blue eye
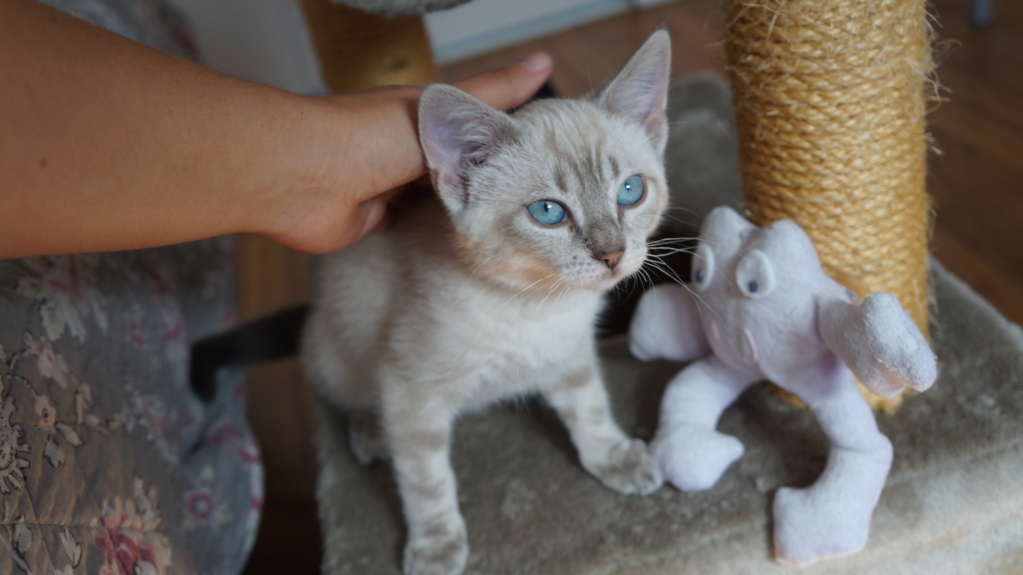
[527,200,567,225]
[617,175,644,207]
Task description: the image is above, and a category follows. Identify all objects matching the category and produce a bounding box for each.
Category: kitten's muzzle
[597,249,625,271]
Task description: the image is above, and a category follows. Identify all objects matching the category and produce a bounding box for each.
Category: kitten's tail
[189,304,310,403]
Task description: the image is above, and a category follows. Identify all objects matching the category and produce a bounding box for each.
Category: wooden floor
[240,0,1023,572]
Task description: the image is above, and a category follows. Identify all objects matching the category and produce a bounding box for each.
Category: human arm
[0,0,552,258]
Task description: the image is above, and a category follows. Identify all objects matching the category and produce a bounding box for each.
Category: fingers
[280,54,555,255]
[454,52,554,111]
[342,54,552,202]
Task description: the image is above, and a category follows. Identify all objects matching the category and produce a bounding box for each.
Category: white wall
[424,0,627,64]
[167,0,326,95]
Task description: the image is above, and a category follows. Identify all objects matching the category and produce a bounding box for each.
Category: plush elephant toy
[629,206,937,566]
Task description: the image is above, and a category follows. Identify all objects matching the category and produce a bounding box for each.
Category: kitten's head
[419,31,671,293]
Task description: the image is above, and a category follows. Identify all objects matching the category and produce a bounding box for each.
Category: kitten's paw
[403,520,468,575]
[588,438,663,496]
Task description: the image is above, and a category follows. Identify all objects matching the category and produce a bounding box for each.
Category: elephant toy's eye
[692,243,715,291]
[736,250,776,299]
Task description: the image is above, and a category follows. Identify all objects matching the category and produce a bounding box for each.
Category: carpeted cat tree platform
[312,74,1023,574]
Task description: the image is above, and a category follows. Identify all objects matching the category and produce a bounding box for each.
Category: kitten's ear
[419,84,514,213]
[597,29,672,153]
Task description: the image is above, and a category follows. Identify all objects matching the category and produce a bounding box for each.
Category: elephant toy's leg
[651,356,759,491]
[772,368,893,566]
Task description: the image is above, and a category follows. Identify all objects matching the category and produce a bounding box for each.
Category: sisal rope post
[723,0,936,411]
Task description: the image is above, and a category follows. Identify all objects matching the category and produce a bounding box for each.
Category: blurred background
[164,0,1022,571]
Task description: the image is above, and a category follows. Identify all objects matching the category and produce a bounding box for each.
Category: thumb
[454,52,554,111]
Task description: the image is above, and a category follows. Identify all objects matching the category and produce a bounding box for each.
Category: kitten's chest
[423,285,601,399]
[470,292,595,358]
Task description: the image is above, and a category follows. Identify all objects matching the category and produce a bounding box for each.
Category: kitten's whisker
[644,258,721,324]
[647,235,718,250]
[555,280,572,306]
[537,277,566,312]
[648,252,695,261]
[648,242,695,251]
[662,205,701,216]
[621,272,637,299]
[660,214,698,227]
[611,281,626,302]
[470,272,558,349]
[514,367,532,417]
[647,236,697,246]
[467,252,502,283]
[638,267,655,292]
[504,274,557,307]
[648,242,696,252]
[652,260,687,286]
[649,242,685,248]
[643,255,687,287]
[617,268,634,294]
[620,267,650,302]
[649,247,697,257]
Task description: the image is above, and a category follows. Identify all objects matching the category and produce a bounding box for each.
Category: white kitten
[303,30,672,575]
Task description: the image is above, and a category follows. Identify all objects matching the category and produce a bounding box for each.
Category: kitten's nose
[598,250,625,270]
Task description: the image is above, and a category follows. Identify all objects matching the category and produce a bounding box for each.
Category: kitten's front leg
[542,362,663,496]
[383,394,468,575]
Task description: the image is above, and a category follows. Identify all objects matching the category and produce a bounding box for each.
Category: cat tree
[298,0,1023,573]
[296,0,444,92]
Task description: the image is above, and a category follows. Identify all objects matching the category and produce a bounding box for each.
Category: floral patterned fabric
[3,4,260,574]
[0,243,261,575]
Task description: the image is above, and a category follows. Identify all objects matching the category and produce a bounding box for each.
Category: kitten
[302,30,672,575]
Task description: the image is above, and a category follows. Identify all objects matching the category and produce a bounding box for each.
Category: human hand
[1,0,551,258]
[260,52,554,254]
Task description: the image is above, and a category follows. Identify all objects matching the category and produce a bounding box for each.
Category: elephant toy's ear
[629,283,709,362]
